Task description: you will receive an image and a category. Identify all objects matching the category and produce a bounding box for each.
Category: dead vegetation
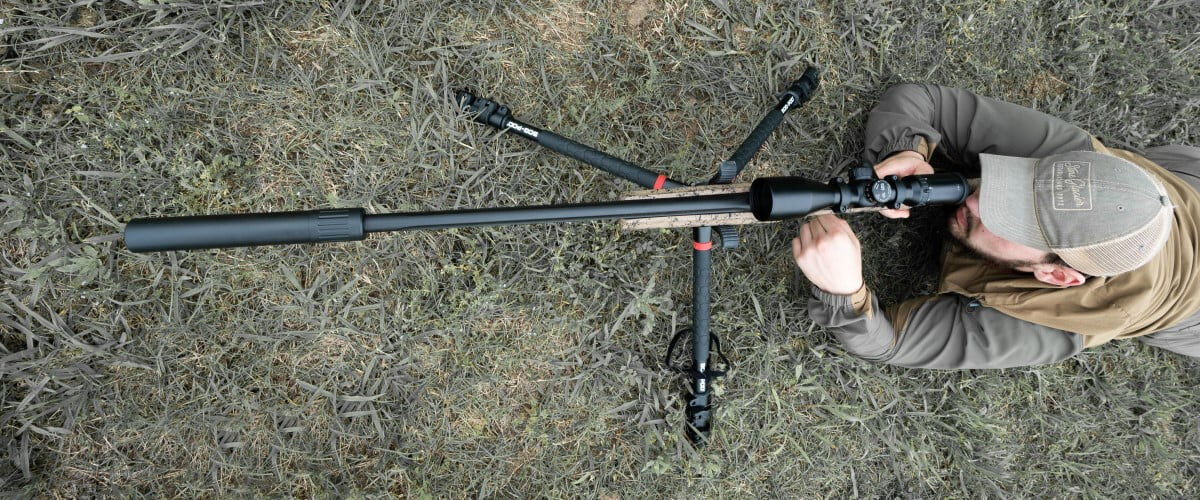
[1,0,1198,496]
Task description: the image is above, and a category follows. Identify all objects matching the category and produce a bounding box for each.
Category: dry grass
[2,0,1198,496]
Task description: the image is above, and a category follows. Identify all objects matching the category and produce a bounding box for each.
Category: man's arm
[803,84,1093,369]
[863,83,1095,168]
[809,288,1083,369]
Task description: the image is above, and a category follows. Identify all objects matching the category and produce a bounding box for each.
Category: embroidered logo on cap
[1052,161,1093,211]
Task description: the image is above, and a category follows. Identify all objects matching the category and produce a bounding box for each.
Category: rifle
[124,68,967,443]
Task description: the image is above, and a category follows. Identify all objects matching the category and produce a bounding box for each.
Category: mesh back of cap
[1056,207,1173,276]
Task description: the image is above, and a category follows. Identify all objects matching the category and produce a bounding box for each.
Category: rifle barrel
[124,193,751,253]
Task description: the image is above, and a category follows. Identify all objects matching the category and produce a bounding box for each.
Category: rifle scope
[749,167,968,220]
[123,171,968,253]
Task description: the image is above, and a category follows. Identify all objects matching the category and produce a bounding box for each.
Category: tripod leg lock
[783,66,821,107]
[715,226,739,249]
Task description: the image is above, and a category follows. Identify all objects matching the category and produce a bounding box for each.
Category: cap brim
[978,154,1051,251]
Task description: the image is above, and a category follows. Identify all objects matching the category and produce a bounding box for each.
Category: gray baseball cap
[977,150,1175,276]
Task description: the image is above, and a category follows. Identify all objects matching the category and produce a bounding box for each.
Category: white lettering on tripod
[505,121,539,138]
[780,95,796,114]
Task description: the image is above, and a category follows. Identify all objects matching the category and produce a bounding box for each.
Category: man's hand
[873,150,934,218]
[791,215,864,295]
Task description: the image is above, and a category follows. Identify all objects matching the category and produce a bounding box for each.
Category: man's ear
[1030,264,1087,287]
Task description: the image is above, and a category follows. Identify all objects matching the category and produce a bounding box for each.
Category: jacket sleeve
[862,84,1095,168]
[808,286,1084,369]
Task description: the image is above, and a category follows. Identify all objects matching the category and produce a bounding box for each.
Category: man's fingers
[874,163,907,178]
[799,222,813,245]
[822,216,859,247]
[817,214,853,235]
[810,216,829,234]
[873,153,934,179]
[799,215,855,255]
[799,222,816,251]
[826,214,850,231]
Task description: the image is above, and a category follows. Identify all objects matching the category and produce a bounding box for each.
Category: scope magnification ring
[915,176,931,205]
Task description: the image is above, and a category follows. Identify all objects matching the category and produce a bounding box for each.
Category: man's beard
[948,210,1030,270]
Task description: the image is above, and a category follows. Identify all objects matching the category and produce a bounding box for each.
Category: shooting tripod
[453,69,822,443]
[125,67,968,444]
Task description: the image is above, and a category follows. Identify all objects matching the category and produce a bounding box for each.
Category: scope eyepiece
[893,173,968,208]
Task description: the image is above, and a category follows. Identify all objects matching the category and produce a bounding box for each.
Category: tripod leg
[686,226,714,443]
[713,67,820,183]
[683,68,820,442]
[457,91,686,189]
[536,128,687,189]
